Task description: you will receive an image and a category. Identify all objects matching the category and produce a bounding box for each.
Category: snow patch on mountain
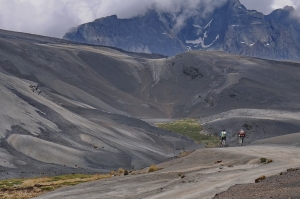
[186,33,219,48]
[204,18,213,29]
[240,41,256,47]
[193,24,202,28]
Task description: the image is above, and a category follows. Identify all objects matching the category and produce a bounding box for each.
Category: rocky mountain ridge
[63,0,300,60]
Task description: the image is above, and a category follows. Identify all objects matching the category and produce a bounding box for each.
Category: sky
[0,0,299,38]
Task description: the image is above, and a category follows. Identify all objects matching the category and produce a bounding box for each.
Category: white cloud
[0,0,298,38]
[271,0,295,10]
[241,0,300,14]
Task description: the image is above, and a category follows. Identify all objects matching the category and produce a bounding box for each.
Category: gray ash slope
[64,0,300,61]
[0,29,198,179]
[1,29,300,178]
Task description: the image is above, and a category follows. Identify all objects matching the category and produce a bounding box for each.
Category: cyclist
[237,129,245,146]
[220,129,227,147]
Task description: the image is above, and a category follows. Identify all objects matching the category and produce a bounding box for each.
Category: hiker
[237,129,245,146]
[220,129,227,147]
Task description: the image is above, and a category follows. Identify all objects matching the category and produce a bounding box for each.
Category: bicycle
[220,130,227,147]
[237,129,245,147]
[220,138,226,147]
[238,136,244,146]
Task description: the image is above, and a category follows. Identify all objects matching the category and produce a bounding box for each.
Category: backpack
[239,131,245,137]
[221,131,227,137]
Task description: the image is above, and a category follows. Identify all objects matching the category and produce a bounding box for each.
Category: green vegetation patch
[157,119,219,147]
[0,179,23,189]
[0,173,111,199]
[48,174,92,182]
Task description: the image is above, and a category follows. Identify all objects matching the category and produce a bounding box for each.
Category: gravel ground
[34,145,300,199]
[213,168,300,199]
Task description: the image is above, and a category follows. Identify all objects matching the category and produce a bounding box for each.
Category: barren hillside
[0,28,300,189]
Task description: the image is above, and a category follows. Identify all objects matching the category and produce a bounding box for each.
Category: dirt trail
[145,145,300,199]
[35,145,300,199]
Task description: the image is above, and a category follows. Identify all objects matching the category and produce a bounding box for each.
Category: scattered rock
[287,168,300,172]
[255,175,266,183]
[182,66,203,79]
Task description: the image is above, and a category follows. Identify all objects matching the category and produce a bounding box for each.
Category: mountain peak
[283,5,295,12]
[227,0,247,10]
[229,0,242,6]
[267,5,297,21]
[63,1,300,61]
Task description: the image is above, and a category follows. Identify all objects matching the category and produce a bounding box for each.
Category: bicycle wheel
[222,139,226,147]
[239,137,244,146]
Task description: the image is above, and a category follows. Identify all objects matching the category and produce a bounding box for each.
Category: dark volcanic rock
[63,0,300,60]
[182,66,203,79]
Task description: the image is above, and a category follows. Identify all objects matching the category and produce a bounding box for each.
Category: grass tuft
[260,157,273,164]
[255,175,266,183]
[260,157,267,163]
[40,186,55,191]
[179,151,193,157]
[118,168,124,174]
[109,170,115,175]
[148,164,159,173]
[156,119,219,147]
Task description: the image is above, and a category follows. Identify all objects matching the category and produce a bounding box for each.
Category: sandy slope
[35,139,300,199]
[0,70,198,178]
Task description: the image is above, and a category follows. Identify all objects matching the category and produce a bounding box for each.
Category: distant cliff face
[63,0,300,60]
[63,12,185,56]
